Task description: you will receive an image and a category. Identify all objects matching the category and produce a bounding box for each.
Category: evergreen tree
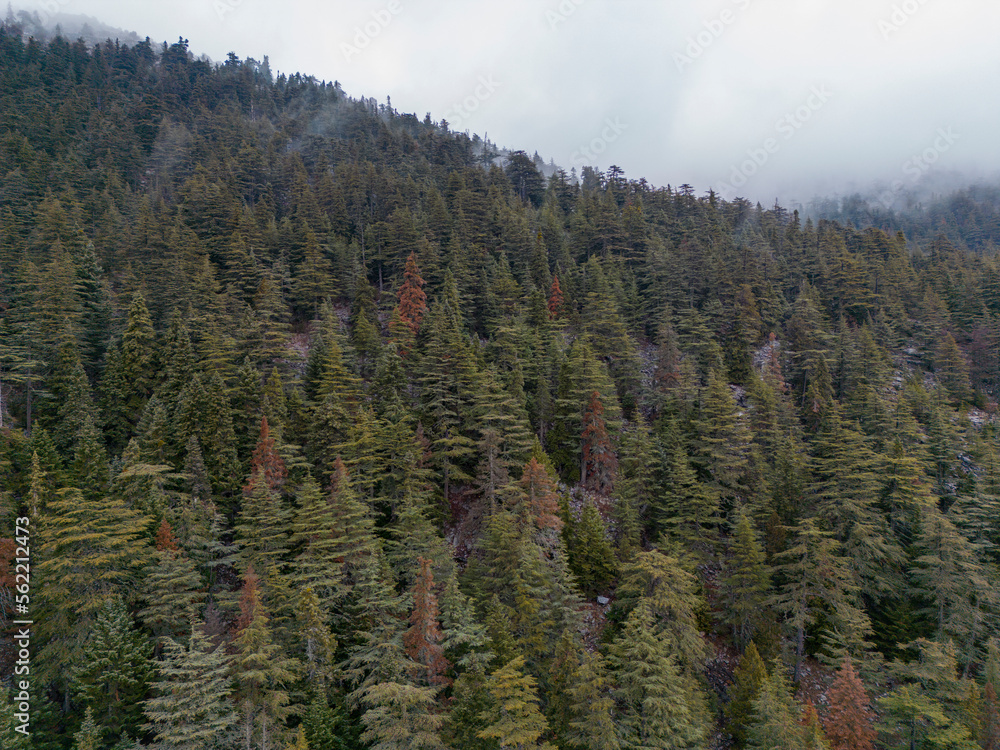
[691,370,752,507]
[771,516,871,681]
[934,331,971,405]
[802,702,833,750]
[397,251,429,336]
[608,600,707,749]
[517,457,563,534]
[296,586,337,690]
[822,657,876,750]
[810,410,902,600]
[403,557,451,688]
[983,683,1000,750]
[655,422,720,557]
[120,291,156,425]
[721,509,772,649]
[143,617,237,749]
[0,688,30,749]
[564,650,619,750]
[726,642,769,747]
[36,486,151,685]
[746,664,807,750]
[231,566,299,750]
[73,597,152,743]
[564,501,618,597]
[616,550,707,677]
[548,276,564,320]
[478,655,556,750]
[344,554,446,750]
[910,502,991,668]
[140,521,205,645]
[581,390,617,494]
[74,707,102,750]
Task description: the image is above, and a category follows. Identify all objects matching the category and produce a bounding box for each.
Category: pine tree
[549,337,620,482]
[691,369,751,506]
[416,281,479,502]
[478,655,556,750]
[934,331,971,405]
[983,683,1000,750]
[438,567,491,674]
[518,457,563,533]
[564,501,618,597]
[879,640,977,750]
[810,410,902,600]
[72,411,111,500]
[581,390,617,494]
[721,509,771,649]
[120,291,156,425]
[175,372,242,496]
[110,439,174,519]
[802,702,832,750]
[771,516,871,681]
[74,707,102,750]
[292,459,378,606]
[726,642,769,747]
[823,657,876,750]
[354,680,447,750]
[73,597,152,742]
[403,557,451,687]
[614,419,655,554]
[36,487,151,684]
[140,522,205,645]
[143,617,237,749]
[236,471,291,574]
[616,550,707,677]
[301,692,358,750]
[231,566,299,750]
[397,251,429,336]
[0,688,30,749]
[307,306,363,477]
[608,600,707,749]
[289,475,343,601]
[443,662,495,750]
[296,586,337,690]
[746,664,807,750]
[285,726,309,750]
[910,502,991,668]
[655,423,720,557]
[344,554,446,750]
[564,650,619,750]
[49,337,98,456]
[877,684,972,750]
[548,276,564,320]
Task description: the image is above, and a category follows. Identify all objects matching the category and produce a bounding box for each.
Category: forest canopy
[2,18,1000,750]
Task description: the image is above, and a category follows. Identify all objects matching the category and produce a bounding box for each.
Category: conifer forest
[6,18,1000,750]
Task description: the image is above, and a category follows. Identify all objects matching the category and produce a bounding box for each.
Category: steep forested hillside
[3,20,1000,750]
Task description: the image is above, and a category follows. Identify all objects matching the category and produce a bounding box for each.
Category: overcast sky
[19,0,1000,205]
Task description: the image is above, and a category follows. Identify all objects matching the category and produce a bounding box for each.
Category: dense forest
[4,17,1000,750]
